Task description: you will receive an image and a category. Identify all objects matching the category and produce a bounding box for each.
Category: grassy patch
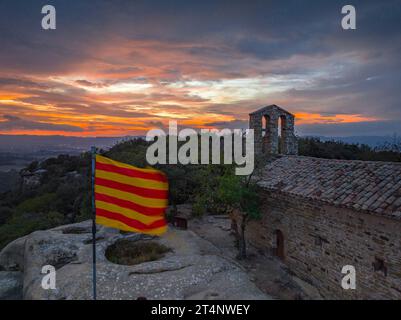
[105,239,171,266]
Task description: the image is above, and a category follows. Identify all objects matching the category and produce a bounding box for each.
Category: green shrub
[15,193,57,215]
[0,210,64,249]
[105,239,171,265]
[0,206,13,225]
[192,195,208,217]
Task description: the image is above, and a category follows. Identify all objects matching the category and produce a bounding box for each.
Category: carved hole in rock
[83,236,104,245]
[373,257,387,276]
[62,226,91,234]
[48,252,78,269]
[120,230,131,235]
[105,239,171,266]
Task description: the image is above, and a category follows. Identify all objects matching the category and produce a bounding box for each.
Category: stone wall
[249,105,297,156]
[232,190,401,299]
[249,114,263,155]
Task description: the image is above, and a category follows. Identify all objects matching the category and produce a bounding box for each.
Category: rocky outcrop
[0,271,23,300]
[0,236,27,271]
[20,169,47,189]
[0,220,270,300]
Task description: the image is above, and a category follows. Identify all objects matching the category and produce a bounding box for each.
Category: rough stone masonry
[249,105,298,156]
[234,105,401,299]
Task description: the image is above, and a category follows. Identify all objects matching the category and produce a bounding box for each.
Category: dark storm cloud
[0,0,400,135]
[279,66,401,119]
[298,120,401,137]
[1,0,399,74]
[0,77,48,90]
[75,80,106,88]
[204,119,248,130]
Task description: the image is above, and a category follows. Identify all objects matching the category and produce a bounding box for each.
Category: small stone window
[274,230,285,260]
[372,257,387,276]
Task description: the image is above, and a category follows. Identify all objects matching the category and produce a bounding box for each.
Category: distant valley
[0,135,129,171]
[316,135,401,149]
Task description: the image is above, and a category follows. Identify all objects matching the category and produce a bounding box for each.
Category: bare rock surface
[0,220,270,300]
[0,271,23,299]
[0,236,27,271]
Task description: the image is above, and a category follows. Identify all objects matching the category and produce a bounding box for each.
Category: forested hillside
[0,137,400,249]
[299,137,401,162]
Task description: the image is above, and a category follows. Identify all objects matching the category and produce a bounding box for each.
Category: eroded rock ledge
[0,220,270,300]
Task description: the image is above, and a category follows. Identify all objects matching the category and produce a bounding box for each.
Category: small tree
[217,169,261,259]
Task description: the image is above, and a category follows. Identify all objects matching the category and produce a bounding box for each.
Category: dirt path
[190,215,322,300]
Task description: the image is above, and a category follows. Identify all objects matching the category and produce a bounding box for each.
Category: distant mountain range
[313,135,401,148]
[1,134,399,152]
[0,134,399,172]
[0,135,129,153]
[0,135,133,172]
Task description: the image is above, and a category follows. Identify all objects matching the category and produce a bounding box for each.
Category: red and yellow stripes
[95,155,168,235]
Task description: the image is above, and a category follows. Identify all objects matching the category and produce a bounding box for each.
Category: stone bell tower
[249,104,298,155]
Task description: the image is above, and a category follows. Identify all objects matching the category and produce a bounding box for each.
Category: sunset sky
[0,0,400,137]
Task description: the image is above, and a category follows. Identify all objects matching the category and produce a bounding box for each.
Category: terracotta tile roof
[257,156,401,220]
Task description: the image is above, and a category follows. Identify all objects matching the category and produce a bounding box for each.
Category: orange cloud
[0,37,388,137]
[295,113,380,125]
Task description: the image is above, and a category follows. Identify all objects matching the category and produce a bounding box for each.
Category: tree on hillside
[217,169,261,260]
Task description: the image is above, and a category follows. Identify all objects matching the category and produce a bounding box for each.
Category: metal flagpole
[91,146,97,300]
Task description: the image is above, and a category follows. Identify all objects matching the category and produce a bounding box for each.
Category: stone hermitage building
[233,105,401,299]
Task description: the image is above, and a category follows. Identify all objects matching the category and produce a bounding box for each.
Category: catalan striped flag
[94,155,168,235]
